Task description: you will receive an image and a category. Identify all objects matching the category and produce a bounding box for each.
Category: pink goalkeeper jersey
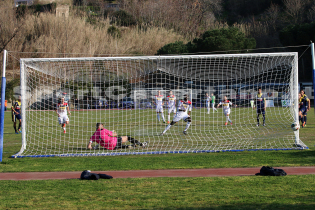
[89,128,117,150]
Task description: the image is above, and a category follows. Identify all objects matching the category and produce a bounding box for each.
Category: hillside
[1,0,315,81]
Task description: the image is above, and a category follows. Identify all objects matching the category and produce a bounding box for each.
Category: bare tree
[307,5,315,22]
[265,3,280,32]
[283,0,305,24]
[117,0,222,38]
[0,1,24,53]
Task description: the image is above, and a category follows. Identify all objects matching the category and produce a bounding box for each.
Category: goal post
[13,53,307,158]
[0,50,7,162]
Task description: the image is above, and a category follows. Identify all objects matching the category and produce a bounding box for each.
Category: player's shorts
[156,105,164,113]
[223,108,230,116]
[168,106,176,114]
[114,137,123,149]
[58,114,69,124]
[206,102,210,108]
[14,113,21,121]
[256,107,265,115]
[299,107,307,115]
[172,111,190,122]
[211,103,215,108]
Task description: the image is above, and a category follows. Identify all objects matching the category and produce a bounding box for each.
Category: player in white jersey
[217,96,237,125]
[166,90,176,123]
[160,95,192,135]
[55,97,71,133]
[206,93,217,114]
[205,93,210,114]
[153,90,166,123]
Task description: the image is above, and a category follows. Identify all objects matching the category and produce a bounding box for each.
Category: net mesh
[14,53,307,157]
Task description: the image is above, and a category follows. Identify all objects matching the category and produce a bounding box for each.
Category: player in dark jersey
[11,96,22,134]
[253,88,266,126]
[298,92,309,128]
[300,90,310,127]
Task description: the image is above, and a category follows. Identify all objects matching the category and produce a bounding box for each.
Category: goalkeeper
[253,88,266,126]
[87,123,147,150]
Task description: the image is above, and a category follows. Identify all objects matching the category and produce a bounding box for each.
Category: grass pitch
[1,107,315,209]
[10,106,306,157]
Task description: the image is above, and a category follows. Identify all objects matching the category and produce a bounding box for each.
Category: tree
[111,10,136,27]
[0,1,24,53]
[279,22,315,46]
[157,27,256,55]
[188,27,256,52]
[156,41,188,55]
[283,0,305,24]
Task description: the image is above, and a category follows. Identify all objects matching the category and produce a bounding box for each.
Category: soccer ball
[291,122,300,131]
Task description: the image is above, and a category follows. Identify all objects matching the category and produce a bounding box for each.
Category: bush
[279,22,315,46]
[107,26,121,38]
[156,41,188,55]
[188,27,256,53]
[5,79,20,102]
[111,10,136,27]
[157,27,256,55]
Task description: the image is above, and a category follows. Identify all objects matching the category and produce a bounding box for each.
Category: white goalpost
[13,53,307,158]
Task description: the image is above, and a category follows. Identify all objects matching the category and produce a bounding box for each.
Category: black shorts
[257,108,265,115]
[114,137,123,149]
[299,107,307,116]
[14,113,21,121]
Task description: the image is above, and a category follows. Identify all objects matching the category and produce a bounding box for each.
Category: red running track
[1,167,315,180]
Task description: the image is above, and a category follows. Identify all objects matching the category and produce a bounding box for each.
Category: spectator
[97,99,103,109]
[4,100,7,111]
[86,97,90,109]
[74,98,80,110]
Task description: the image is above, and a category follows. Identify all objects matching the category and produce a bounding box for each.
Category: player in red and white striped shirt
[55,97,71,133]
[217,96,237,125]
[160,94,192,135]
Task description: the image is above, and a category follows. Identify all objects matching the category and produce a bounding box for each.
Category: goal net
[13,53,307,157]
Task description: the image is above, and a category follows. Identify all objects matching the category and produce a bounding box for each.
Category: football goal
[12,53,307,157]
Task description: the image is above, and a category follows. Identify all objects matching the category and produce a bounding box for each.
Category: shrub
[111,10,136,27]
[156,41,188,55]
[157,27,256,55]
[107,26,121,38]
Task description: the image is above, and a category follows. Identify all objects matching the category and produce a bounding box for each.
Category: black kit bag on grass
[255,166,287,176]
[80,170,113,180]
[81,170,100,180]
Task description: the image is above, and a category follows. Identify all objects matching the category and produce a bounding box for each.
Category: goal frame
[12,52,308,158]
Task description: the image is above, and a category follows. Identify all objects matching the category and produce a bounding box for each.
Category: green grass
[1,108,315,172]
[1,108,315,209]
[0,176,315,209]
[5,107,310,158]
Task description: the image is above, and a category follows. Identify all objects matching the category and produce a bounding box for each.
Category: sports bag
[255,166,287,176]
[80,170,113,180]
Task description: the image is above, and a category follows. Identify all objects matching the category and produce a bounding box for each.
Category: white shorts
[211,103,215,108]
[206,102,210,108]
[168,106,176,114]
[172,111,190,122]
[223,108,230,116]
[58,114,69,124]
[156,105,164,113]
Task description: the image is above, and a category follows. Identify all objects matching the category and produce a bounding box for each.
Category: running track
[1,167,315,180]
